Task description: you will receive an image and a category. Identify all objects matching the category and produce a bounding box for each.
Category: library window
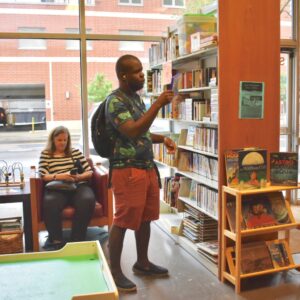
[280,0,293,39]
[163,0,184,7]
[118,0,143,6]
[65,28,93,50]
[18,27,46,50]
[119,30,144,51]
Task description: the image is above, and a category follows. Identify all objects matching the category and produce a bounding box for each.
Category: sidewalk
[0,129,81,144]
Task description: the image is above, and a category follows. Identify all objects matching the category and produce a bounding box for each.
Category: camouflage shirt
[105,89,154,169]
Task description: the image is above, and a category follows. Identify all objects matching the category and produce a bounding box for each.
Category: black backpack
[91,99,112,158]
[91,91,133,158]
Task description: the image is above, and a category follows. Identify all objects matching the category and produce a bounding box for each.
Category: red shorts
[111,167,160,230]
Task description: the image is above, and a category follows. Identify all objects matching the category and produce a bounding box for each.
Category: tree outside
[88,73,112,104]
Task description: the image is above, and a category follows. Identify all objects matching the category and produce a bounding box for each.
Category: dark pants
[43,184,96,242]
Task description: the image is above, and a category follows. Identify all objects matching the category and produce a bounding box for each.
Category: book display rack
[148,0,280,280]
[221,184,300,293]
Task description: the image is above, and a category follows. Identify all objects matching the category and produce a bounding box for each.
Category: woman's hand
[164,136,176,154]
[58,173,75,182]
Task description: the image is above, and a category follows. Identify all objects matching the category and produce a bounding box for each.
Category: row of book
[226,191,292,233]
[148,34,179,67]
[170,68,217,91]
[210,87,218,122]
[225,148,298,190]
[176,98,209,122]
[153,133,179,167]
[146,70,163,95]
[151,94,216,123]
[177,151,218,182]
[179,177,218,219]
[227,239,291,275]
[179,126,218,155]
[182,204,218,243]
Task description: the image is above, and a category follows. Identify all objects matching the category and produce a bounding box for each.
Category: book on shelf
[197,240,218,257]
[224,149,240,188]
[227,239,293,275]
[268,192,291,225]
[178,128,188,146]
[178,177,192,198]
[270,152,298,186]
[266,240,290,268]
[226,195,238,232]
[240,241,274,274]
[185,125,195,147]
[242,194,278,229]
[238,148,267,189]
[177,151,192,171]
[188,180,197,202]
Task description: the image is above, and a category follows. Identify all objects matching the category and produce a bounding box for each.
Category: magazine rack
[221,184,300,293]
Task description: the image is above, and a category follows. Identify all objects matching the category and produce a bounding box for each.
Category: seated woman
[39,126,96,250]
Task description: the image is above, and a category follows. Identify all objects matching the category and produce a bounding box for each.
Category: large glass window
[119,30,144,51]
[0,1,79,33]
[18,27,46,49]
[0,39,82,178]
[280,0,294,39]
[65,28,93,50]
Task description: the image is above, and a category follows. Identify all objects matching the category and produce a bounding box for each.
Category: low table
[0,182,32,251]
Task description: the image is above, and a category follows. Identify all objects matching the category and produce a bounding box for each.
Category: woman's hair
[44,126,72,156]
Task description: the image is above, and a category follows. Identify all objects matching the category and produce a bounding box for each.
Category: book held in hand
[270,152,298,186]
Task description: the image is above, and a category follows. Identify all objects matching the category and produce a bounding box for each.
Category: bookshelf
[221,184,300,293]
[149,0,280,278]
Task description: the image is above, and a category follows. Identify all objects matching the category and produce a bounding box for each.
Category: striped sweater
[38,148,91,176]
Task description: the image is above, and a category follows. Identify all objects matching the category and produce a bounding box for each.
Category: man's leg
[133,221,168,276]
[135,221,151,267]
[109,224,136,292]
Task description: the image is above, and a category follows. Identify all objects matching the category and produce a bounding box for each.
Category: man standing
[106,54,176,292]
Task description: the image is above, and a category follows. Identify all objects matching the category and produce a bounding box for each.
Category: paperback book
[270,152,298,186]
[242,194,277,229]
[238,148,267,189]
[240,241,273,274]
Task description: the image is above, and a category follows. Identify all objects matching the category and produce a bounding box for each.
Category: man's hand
[164,136,176,154]
[156,90,174,108]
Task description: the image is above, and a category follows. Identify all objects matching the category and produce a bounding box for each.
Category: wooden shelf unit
[221,184,300,293]
[151,0,280,279]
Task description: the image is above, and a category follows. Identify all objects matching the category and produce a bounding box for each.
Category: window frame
[118,0,143,7]
[162,0,185,8]
[119,30,144,51]
[18,27,47,50]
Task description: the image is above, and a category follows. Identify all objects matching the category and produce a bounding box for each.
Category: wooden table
[0,181,33,251]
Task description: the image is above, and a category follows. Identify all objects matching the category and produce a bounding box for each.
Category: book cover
[268,192,291,225]
[266,241,286,268]
[238,149,267,189]
[224,149,240,187]
[240,241,274,274]
[242,194,277,229]
[197,240,218,256]
[270,152,298,186]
